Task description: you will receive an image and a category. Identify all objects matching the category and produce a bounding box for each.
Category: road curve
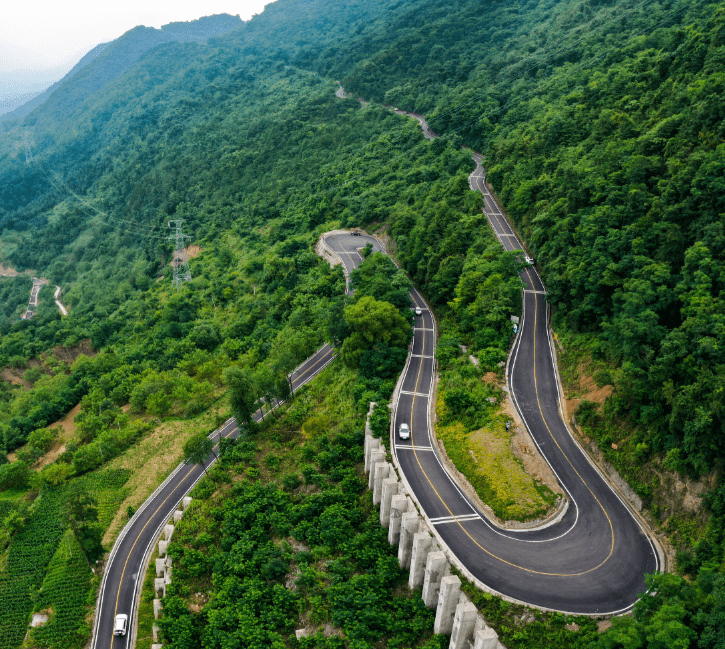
[392,154,659,614]
[332,224,656,614]
[90,346,336,649]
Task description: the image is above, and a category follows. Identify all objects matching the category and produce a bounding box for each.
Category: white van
[113,614,128,636]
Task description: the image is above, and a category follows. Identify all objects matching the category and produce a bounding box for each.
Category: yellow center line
[110,465,197,649]
[291,347,334,386]
[406,288,616,576]
[110,424,237,647]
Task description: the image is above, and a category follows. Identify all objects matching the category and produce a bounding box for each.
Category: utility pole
[168,220,192,291]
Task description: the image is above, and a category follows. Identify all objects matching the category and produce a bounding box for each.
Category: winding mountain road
[325,225,659,614]
[92,98,661,649]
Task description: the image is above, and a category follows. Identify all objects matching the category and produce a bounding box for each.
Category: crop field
[0,468,131,648]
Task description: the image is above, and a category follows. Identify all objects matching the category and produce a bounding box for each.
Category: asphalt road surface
[90,346,335,649]
[391,155,657,613]
[94,199,658,648]
[326,228,658,613]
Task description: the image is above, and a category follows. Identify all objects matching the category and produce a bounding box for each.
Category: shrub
[27,427,58,453]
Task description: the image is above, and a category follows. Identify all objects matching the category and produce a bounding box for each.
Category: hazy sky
[0,1,271,78]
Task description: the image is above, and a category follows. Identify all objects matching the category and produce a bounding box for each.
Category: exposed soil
[0,367,32,390]
[500,388,563,496]
[563,361,613,431]
[49,340,96,364]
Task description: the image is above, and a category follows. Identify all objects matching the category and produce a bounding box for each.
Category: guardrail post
[364,436,380,472]
[380,476,399,527]
[368,449,385,488]
[472,626,500,649]
[449,599,479,649]
[398,512,420,569]
[373,462,391,504]
[388,495,408,544]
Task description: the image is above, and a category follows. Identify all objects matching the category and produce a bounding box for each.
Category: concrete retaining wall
[363,403,507,649]
[151,498,192,648]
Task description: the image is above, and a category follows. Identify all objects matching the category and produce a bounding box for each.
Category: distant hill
[0,43,111,123]
[0,14,242,126]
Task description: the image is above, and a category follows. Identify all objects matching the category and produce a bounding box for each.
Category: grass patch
[436,396,558,521]
[435,351,558,522]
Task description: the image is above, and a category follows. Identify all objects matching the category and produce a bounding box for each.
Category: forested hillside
[0,0,724,647]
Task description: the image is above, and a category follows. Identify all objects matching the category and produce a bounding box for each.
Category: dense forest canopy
[0,0,724,648]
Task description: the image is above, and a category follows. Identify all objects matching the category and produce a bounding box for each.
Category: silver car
[113,614,128,636]
[399,423,410,440]
[414,307,422,316]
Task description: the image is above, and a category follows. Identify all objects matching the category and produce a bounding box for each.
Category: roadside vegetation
[0,0,723,646]
[142,363,448,649]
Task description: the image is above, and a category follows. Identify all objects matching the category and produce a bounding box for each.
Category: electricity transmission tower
[168,220,192,290]
[22,131,33,163]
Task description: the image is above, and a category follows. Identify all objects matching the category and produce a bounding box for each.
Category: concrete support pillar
[182,496,192,510]
[380,477,399,527]
[364,436,380,473]
[155,558,165,577]
[388,495,408,545]
[449,601,479,649]
[409,532,433,589]
[153,600,162,619]
[163,524,174,541]
[398,512,420,569]
[365,402,377,435]
[472,627,499,649]
[373,462,390,504]
[154,578,166,598]
[173,509,183,523]
[434,575,461,635]
[153,624,159,642]
[158,540,168,557]
[422,551,450,608]
[368,449,385,488]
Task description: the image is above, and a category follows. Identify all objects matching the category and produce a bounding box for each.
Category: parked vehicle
[114,614,129,636]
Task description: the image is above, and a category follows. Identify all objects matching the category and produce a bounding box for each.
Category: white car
[414,307,422,316]
[524,255,534,265]
[399,423,410,440]
[113,614,128,636]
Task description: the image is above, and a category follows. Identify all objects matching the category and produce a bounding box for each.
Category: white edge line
[96,351,339,648]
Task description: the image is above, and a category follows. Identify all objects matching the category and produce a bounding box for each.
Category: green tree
[340,296,411,368]
[224,366,259,431]
[182,432,215,477]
